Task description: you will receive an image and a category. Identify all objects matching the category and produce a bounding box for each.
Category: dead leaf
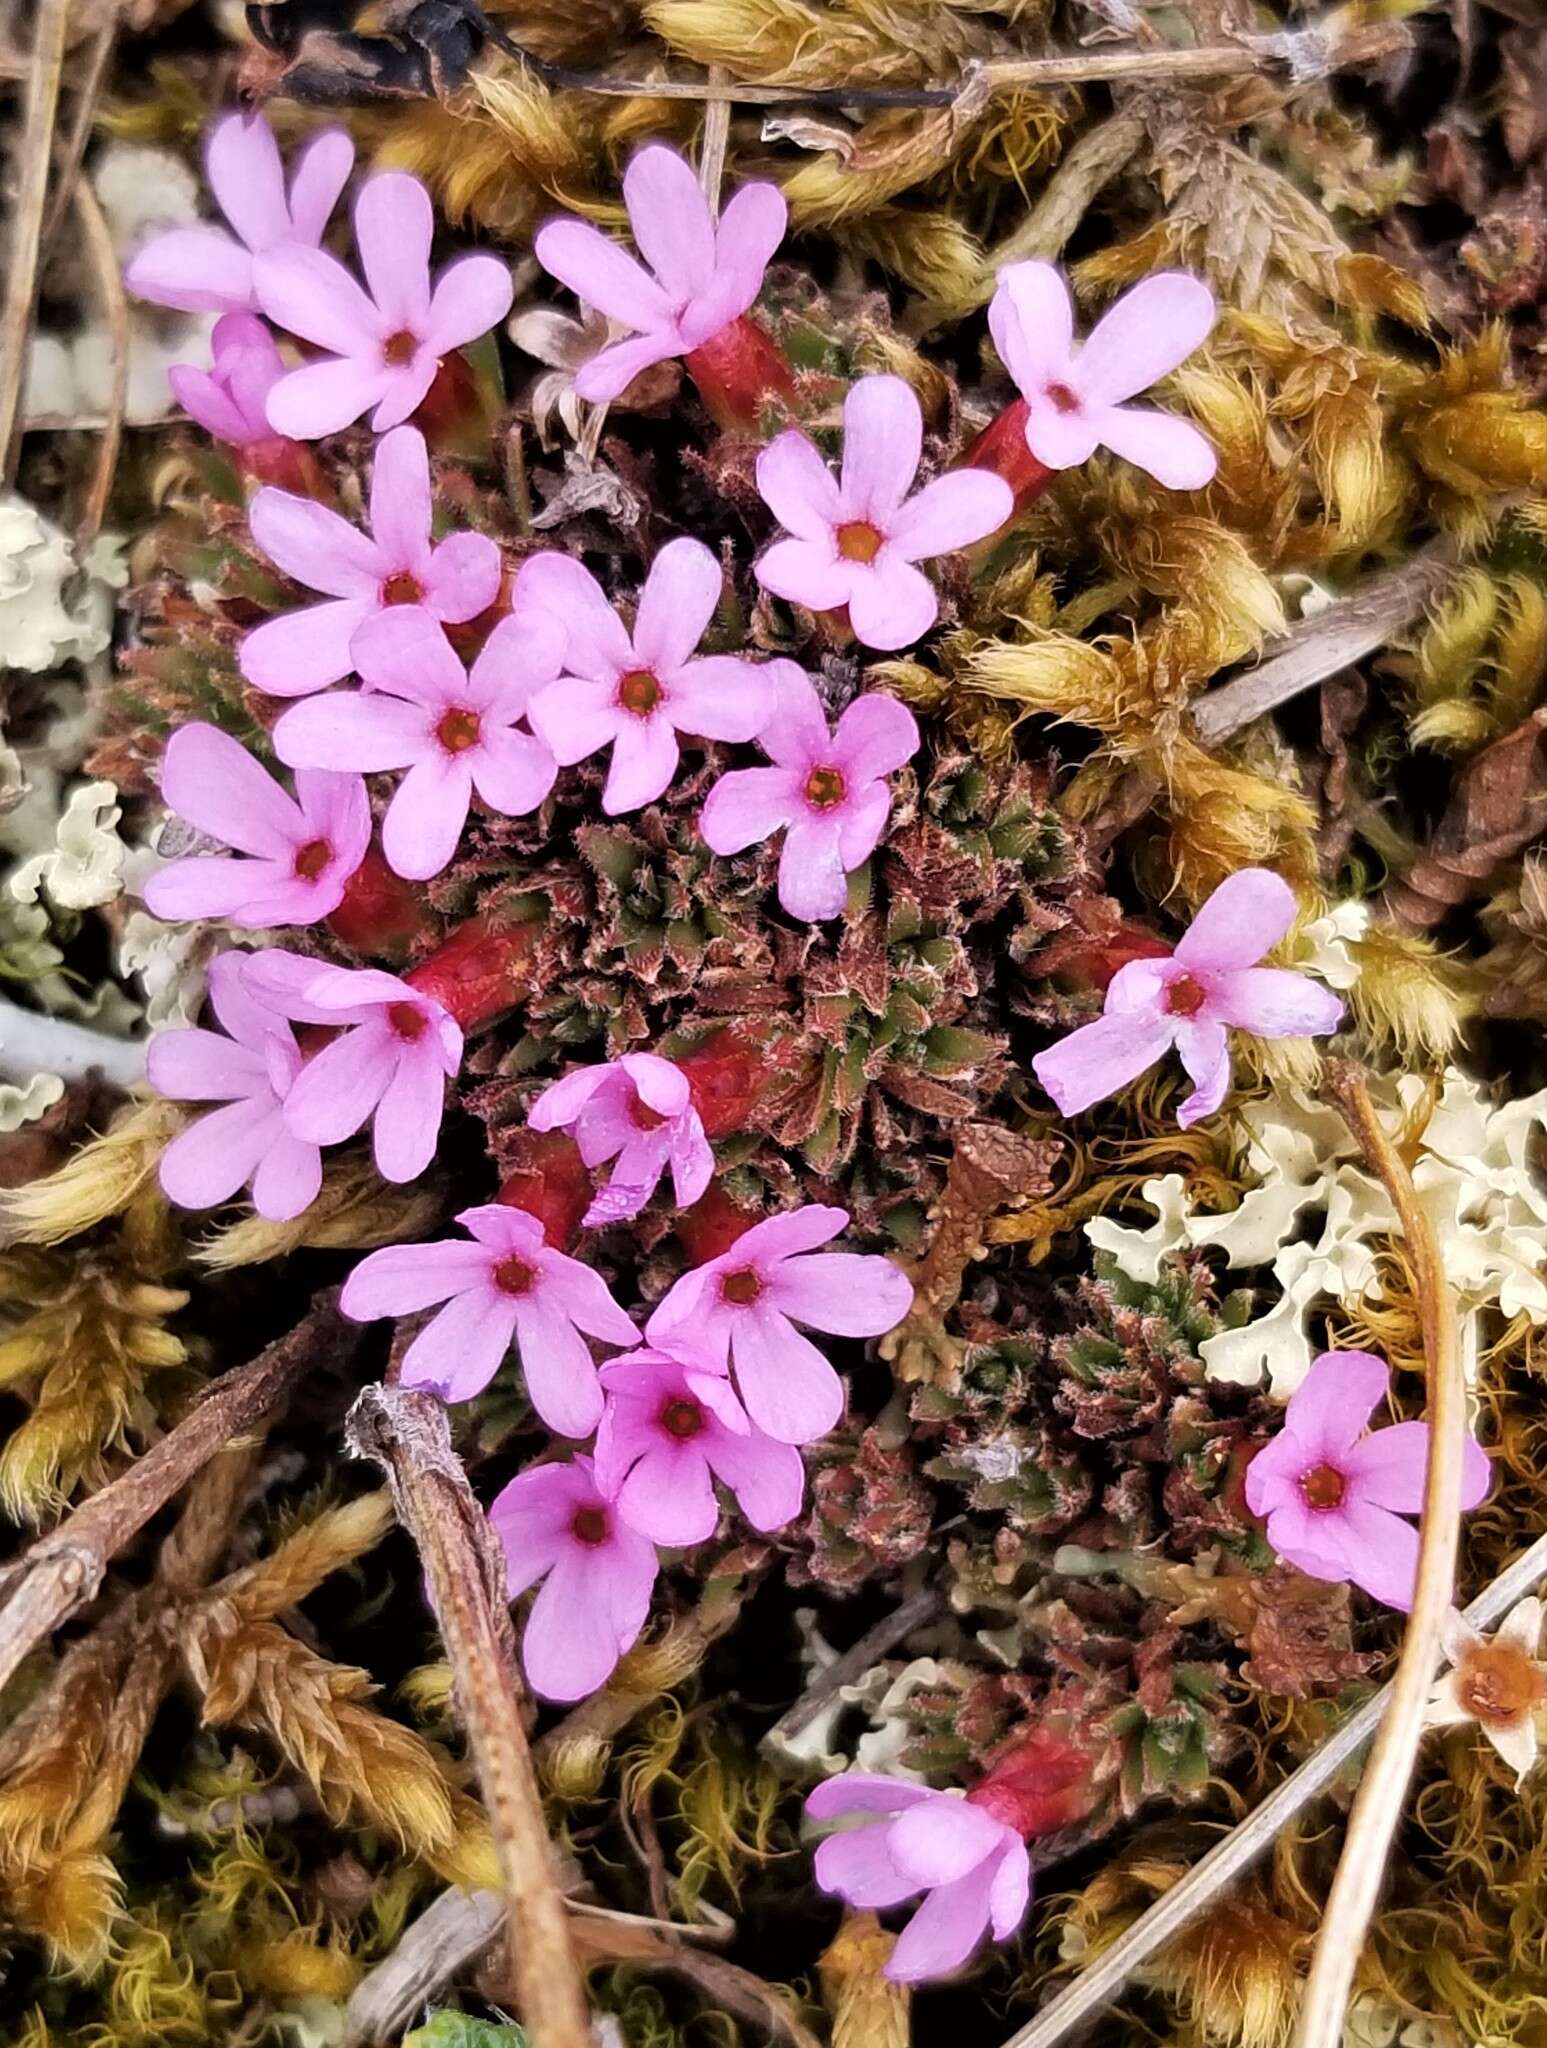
[1385,708,1547,928]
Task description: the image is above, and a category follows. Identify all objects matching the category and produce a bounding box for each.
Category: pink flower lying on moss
[594,1348,805,1544]
[147,950,324,1220]
[755,375,1012,649]
[701,666,918,920]
[806,1775,1031,1983]
[645,1205,913,1444]
[169,313,285,446]
[144,723,368,930]
[1244,1348,1492,1612]
[1030,868,1344,1128]
[527,1052,713,1226]
[489,1454,659,1701]
[534,143,787,403]
[341,1203,638,1434]
[126,111,353,316]
[240,424,502,697]
[255,171,512,439]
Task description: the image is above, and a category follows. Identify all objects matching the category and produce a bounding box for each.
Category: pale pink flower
[755,376,1012,650]
[527,1052,713,1227]
[1030,869,1344,1128]
[147,949,324,1221]
[489,1454,659,1701]
[701,666,917,920]
[126,111,353,316]
[255,171,512,440]
[243,958,462,1184]
[806,1776,1030,1984]
[534,144,787,403]
[239,424,502,697]
[143,722,368,930]
[1427,1598,1547,1786]
[273,610,562,881]
[594,1347,805,1544]
[517,539,777,814]
[988,260,1218,490]
[341,1204,639,1434]
[169,313,285,446]
[1244,1349,1492,1612]
[645,1205,913,1444]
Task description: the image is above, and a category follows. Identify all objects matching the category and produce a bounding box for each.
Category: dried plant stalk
[0,0,69,479]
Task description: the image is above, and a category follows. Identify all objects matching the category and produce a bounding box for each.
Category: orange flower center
[571,1505,610,1546]
[1046,381,1081,416]
[836,520,882,563]
[721,1267,763,1307]
[493,1255,537,1297]
[293,837,332,880]
[617,668,662,716]
[804,765,847,810]
[660,1396,705,1441]
[1165,973,1208,1018]
[437,707,482,754]
[383,329,419,367]
[389,1002,427,1042]
[1455,1642,1547,1726]
[1300,1463,1347,1512]
[381,569,423,606]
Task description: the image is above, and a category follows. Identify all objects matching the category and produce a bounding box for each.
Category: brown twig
[762,1586,944,1752]
[345,1383,591,2048]
[40,9,119,251]
[72,174,128,550]
[0,0,70,482]
[698,66,731,208]
[0,1295,350,1698]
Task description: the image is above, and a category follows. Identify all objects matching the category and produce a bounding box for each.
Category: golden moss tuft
[0,1100,183,1247]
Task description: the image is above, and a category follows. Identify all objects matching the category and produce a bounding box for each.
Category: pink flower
[517,539,777,814]
[273,610,562,881]
[1030,869,1344,1128]
[143,723,368,930]
[534,144,787,404]
[254,171,512,440]
[239,424,502,698]
[594,1347,805,1543]
[988,261,1218,490]
[754,376,1013,650]
[489,1454,659,1701]
[341,1204,639,1434]
[126,111,354,316]
[527,1052,713,1227]
[168,313,285,446]
[701,667,917,920]
[1244,1349,1492,1612]
[147,950,324,1221]
[805,1776,1030,1984]
[645,1205,913,1444]
[243,958,462,1184]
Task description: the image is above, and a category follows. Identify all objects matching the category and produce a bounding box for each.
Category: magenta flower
[254,171,512,440]
[988,261,1218,490]
[489,1455,659,1702]
[701,666,918,921]
[126,111,353,316]
[534,144,787,404]
[147,950,324,1221]
[755,376,1013,650]
[341,1204,639,1435]
[239,424,503,698]
[645,1205,913,1444]
[805,1776,1030,1984]
[527,1052,713,1227]
[594,1347,805,1544]
[518,539,777,815]
[168,313,285,447]
[143,722,368,930]
[1030,869,1344,1129]
[243,958,462,1184]
[1244,1349,1492,1612]
[273,610,561,881]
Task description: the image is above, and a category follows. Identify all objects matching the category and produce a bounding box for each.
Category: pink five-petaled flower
[1030,868,1344,1129]
[489,1455,659,1702]
[254,171,513,440]
[701,666,918,921]
[239,424,502,698]
[755,375,1014,651]
[533,143,787,404]
[528,1052,713,1227]
[126,111,353,316]
[168,313,285,447]
[805,1776,1030,1984]
[989,260,1218,491]
[274,609,561,881]
[147,950,324,1221]
[644,1204,913,1444]
[518,538,777,815]
[1244,1349,1492,1612]
[143,723,368,931]
[594,1347,805,1544]
[340,1204,639,1435]
[243,958,462,1184]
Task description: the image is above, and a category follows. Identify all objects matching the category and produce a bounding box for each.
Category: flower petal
[755,537,853,614]
[845,557,938,652]
[573,329,683,403]
[602,717,680,814]
[757,430,844,541]
[535,216,674,332]
[701,765,799,855]
[666,655,777,743]
[1023,405,1102,470]
[1204,967,1344,1039]
[265,355,390,440]
[350,606,467,705]
[250,1127,323,1222]
[767,1251,912,1338]
[126,227,254,315]
[1289,1349,1393,1462]
[249,487,383,597]
[812,1824,922,1913]
[240,598,373,697]
[624,144,717,299]
[755,661,833,768]
[147,1025,266,1103]
[513,552,632,682]
[702,1424,805,1532]
[617,1444,720,1546]
[1094,404,1217,490]
[528,676,622,768]
[1174,1018,1231,1127]
[1339,1495,1423,1611]
[371,1044,447,1181]
[383,754,473,880]
[159,722,299,857]
[522,1548,624,1701]
[282,1027,390,1144]
[158,1097,276,1209]
[355,172,433,330]
[888,1798,1004,1887]
[273,689,429,773]
[887,470,1013,559]
[286,127,355,243]
[470,728,558,818]
[426,532,503,624]
[1174,868,1299,972]
[707,179,788,320]
[805,1774,934,1821]
[1345,1420,1493,1514]
[987,1841,1031,1942]
[469,612,566,713]
[1031,1006,1176,1117]
[777,814,847,921]
[884,1862,997,1983]
[399,1287,516,1400]
[988,261,1075,398]
[254,243,381,355]
[729,1303,844,1444]
[840,375,922,523]
[833,691,919,782]
[426,254,514,353]
[836,778,891,871]
[367,425,433,571]
[341,1240,494,1316]
[512,1293,605,1438]
[206,111,289,252]
[635,537,721,676]
[1073,271,1217,409]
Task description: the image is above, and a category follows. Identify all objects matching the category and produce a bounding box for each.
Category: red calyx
[959,398,1054,515]
[405,913,543,1033]
[683,315,798,433]
[965,1722,1104,1840]
[1049,923,1174,996]
[676,1184,761,1267]
[326,845,440,963]
[237,437,329,498]
[498,1133,593,1251]
[675,1030,766,1139]
[410,349,484,448]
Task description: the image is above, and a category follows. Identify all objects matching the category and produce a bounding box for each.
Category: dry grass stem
[762,1586,943,1752]
[0,0,69,480]
[72,174,127,550]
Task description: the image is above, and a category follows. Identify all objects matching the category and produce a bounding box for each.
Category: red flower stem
[684,314,798,432]
[675,1183,761,1266]
[960,398,1056,515]
[405,913,544,1033]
